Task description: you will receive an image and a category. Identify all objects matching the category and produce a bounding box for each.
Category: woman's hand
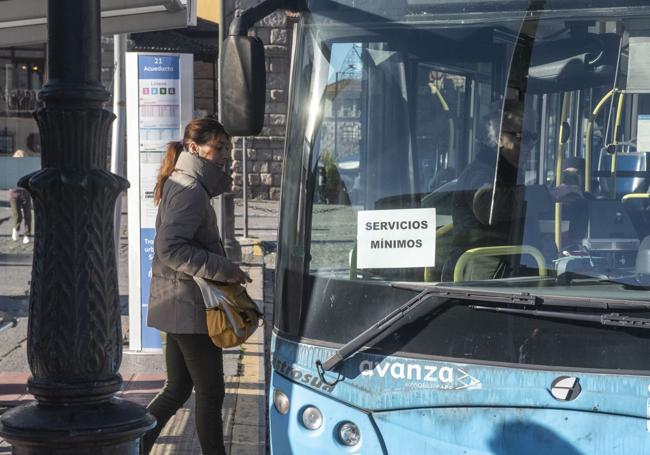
[225,265,252,284]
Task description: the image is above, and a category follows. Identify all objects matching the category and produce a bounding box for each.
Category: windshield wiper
[470,305,650,329]
[317,284,650,373]
[394,283,650,310]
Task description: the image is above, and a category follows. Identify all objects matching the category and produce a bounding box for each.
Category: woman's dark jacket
[148,151,236,334]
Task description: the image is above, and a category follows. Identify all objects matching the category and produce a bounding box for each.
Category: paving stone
[231,423,265,445]
[229,442,264,455]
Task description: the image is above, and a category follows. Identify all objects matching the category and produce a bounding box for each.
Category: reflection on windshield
[276,6,650,371]
[289,10,650,301]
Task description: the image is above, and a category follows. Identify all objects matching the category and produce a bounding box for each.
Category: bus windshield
[276,1,650,371]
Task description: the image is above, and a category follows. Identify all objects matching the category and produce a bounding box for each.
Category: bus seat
[428,167,456,192]
[438,237,506,283]
[581,199,640,268]
[621,193,650,240]
[437,185,555,282]
[521,185,558,261]
[596,151,650,196]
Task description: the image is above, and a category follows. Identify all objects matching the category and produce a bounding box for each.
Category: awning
[0,0,197,47]
[130,18,219,62]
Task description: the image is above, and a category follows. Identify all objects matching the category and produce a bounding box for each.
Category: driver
[451,99,531,246]
[444,99,542,280]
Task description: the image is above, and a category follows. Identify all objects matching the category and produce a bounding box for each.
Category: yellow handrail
[584,89,616,192]
[429,83,450,111]
[614,92,625,147]
[610,92,626,197]
[622,193,650,201]
[428,82,456,158]
[435,223,453,236]
[453,245,547,282]
[555,93,571,251]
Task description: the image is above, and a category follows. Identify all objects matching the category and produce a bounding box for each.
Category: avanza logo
[359,360,482,390]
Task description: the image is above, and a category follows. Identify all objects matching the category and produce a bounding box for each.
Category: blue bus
[222,0,650,452]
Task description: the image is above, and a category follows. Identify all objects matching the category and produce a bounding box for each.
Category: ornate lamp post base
[0,399,155,454]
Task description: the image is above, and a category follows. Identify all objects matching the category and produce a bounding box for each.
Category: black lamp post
[0,1,155,453]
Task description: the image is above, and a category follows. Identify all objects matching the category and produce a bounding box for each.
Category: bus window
[417,67,468,194]
[304,27,517,282]
[308,42,363,274]
[282,9,650,296]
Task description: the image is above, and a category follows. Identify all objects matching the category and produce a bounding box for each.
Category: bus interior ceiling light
[273,388,290,415]
[338,421,361,446]
[301,406,324,430]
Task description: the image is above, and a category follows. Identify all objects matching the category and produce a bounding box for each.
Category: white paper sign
[357,208,436,269]
[638,115,650,152]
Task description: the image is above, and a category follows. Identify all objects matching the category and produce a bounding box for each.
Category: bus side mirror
[221,35,266,136]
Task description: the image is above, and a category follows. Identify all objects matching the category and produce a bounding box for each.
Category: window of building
[0,45,46,156]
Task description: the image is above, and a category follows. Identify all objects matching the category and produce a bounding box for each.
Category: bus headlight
[337,421,361,446]
[273,388,290,415]
[301,406,323,430]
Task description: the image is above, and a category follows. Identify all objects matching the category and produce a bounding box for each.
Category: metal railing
[0,316,18,335]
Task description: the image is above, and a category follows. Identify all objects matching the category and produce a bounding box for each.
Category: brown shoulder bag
[193,277,263,348]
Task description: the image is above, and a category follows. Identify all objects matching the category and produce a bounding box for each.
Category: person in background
[26,133,41,156]
[142,117,251,455]
[9,149,32,244]
[9,187,31,244]
[556,156,589,247]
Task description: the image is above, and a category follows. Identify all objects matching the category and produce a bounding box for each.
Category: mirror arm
[229,0,306,36]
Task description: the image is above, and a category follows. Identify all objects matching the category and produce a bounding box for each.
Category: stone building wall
[226,1,295,200]
[193,60,218,116]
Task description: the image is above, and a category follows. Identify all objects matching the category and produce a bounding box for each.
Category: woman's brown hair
[153,117,231,205]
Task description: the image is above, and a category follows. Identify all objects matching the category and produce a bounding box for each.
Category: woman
[143,117,251,454]
[9,186,32,244]
[10,150,32,244]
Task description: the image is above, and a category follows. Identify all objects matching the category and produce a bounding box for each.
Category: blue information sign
[127,52,191,350]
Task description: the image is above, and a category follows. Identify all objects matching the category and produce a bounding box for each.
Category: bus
[222,0,650,452]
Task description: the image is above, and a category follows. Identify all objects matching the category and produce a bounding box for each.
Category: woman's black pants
[9,196,31,235]
[142,333,226,454]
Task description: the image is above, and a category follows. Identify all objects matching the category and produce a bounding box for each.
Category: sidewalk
[0,191,280,454]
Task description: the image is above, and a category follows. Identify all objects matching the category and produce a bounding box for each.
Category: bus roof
[306,0,650,19]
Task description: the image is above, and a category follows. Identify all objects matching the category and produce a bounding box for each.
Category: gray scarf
[174,151,232,198]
